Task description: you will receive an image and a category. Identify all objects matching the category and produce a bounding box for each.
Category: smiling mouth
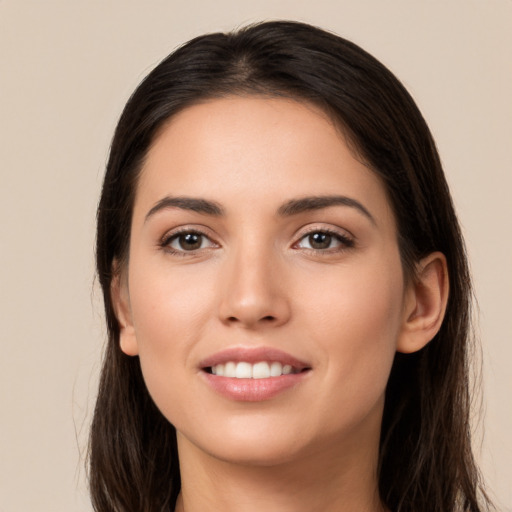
[203,361,309,379]
[200,348,311,401]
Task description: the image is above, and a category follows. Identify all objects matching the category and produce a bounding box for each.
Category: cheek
[130,261,214,346]
[300,257,404,408]
[301,254,404,333]
[127,262,216,410]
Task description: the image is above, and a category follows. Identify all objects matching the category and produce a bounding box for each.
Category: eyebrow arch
[277,195,376,225]
[145,196,225,222]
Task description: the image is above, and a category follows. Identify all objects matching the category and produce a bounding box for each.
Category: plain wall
[0,1,510,510]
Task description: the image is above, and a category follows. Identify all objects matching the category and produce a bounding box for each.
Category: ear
[397,252,449,354]
[110,265,139,356]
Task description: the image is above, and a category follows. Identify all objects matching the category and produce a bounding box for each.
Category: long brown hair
[90,20,492,511]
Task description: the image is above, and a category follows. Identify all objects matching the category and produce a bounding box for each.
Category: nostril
[226,315,276,323]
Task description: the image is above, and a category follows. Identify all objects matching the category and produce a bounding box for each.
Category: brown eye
[296,230,354,252]
[166,231,215,252]
[308,232,332,249]
[178,233,202,250]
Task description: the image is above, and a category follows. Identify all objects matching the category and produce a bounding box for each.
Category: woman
[90,20,492,511]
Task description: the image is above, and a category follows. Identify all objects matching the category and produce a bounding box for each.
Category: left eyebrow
[145,196,225,222]
[277,195,376,225]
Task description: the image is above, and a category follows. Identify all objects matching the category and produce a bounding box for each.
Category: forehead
[135,96,394,227]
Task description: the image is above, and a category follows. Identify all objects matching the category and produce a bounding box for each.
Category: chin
[204,436,307,467]
[176,415,314,467]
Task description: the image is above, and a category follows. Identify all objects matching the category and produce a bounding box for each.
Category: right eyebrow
[277,195,376,226]
[144,196,225,223]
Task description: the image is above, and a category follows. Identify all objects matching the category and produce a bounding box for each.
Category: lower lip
[202,371,310,401]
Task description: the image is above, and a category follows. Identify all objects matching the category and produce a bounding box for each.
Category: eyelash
[160,228,217,257]
[160,227,355,256]
[293,228,355,253]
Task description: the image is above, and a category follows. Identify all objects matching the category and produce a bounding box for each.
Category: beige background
[1,1,510,510]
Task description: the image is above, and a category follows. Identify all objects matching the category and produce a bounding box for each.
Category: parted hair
[90,20,492,512]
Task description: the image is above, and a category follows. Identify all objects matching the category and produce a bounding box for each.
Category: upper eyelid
[291,225,356,252]
[294,223,354,240]
[160,225,218,244]
[160,229,219,256]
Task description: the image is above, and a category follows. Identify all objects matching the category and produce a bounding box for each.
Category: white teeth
[270,362,283,377]
[210,361,300,379]
[235,362,252,378]
[224,362,236,378]
[282,364,292,375]
[252,362,270,379]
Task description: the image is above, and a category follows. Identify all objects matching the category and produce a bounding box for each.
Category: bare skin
[113,97,448,512]
[174,423,386,512]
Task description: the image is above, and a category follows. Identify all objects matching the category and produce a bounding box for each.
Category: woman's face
[117,96,414,465]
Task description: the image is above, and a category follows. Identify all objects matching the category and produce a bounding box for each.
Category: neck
[174,431,386,512]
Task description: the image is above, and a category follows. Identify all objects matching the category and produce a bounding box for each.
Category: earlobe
[397,252,449,354]
[111,266,139,356]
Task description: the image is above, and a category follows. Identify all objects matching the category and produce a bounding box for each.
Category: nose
[217,244,291,329]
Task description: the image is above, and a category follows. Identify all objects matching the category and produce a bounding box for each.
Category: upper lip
[199,346,311,371]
